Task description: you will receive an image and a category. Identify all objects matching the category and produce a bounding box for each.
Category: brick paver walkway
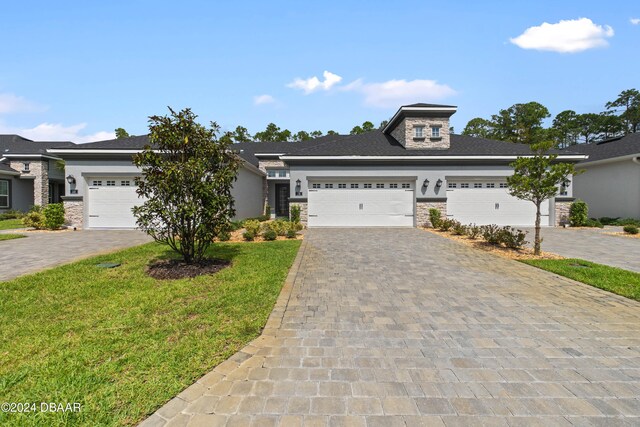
[144,229,640,426]
[0,230,151,281]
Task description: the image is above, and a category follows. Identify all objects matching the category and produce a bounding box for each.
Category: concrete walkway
[145,228,640,426]
[0,230,151,281]
[524,226,640,273]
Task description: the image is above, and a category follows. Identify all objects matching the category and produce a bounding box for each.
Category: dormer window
[431,127,441,138]
[414,126,425,139]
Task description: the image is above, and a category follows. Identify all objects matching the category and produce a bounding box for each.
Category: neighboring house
[48,135,265,229]
[0,135,74,212]
[567,133,640,219]
[50,104,586,229]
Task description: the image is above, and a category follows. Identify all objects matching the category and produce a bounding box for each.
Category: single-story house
[0,135,74,212]
[49,104,586,229]
[567,133,640,219]
[48,135,265,228]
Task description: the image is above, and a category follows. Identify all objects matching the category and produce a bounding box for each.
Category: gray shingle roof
[564,133,640,163]
[0,162,19,174]
[0,134,75,155]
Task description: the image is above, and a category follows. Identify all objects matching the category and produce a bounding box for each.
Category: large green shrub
[623,225,639,235]
[569,200,588,227]
[242,230,255,241]
[290,205,301,223]
[498,226,529,249]
[262,228,277,241]
[428,208,442,228]
[43,203,65,230]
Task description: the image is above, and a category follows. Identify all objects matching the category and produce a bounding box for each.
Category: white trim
[254,153,286,157]
[48,149,143,154]
[3,153,61,160]
[578,153,640,167]
[280,155,588,161]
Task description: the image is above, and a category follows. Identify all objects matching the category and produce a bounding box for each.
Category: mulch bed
[146,258,231,280]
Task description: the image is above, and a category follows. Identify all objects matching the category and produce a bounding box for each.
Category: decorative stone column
[416,200,447,227]
[62,196,84,229]
[554,198,574,227]
[289,202,308,226]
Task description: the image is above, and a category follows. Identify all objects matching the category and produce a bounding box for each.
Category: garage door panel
[447,187,548,226]
[308,186,414,227]
[87,182,143,229]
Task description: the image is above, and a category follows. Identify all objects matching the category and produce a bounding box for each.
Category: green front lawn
[0,240,301,426]
[0,219,24,230]
[0,234,26,241]
[521,258,640,301]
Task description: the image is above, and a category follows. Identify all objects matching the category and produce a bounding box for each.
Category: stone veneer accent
[289,202,308,225]
[390,117,450,150]
[63,199,84,229]
[554,200,572,227]
[417,201,447,227]
[10,160,49,206]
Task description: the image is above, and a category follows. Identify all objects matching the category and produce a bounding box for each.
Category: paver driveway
[524,226,640,273]
[0,230,151,281]
[147,229,640,427]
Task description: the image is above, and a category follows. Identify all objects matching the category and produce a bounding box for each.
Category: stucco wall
[0,176,34,212]
[572,159,640,218]
[233,166,265,220]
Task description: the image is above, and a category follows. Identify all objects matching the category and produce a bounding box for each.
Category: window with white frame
[486,183,495,188]
[414,126,425,138]
[0,180,9,208]
[324,183,333,189]
[431,126,441,138]
[278,170,287,178]
[460,183,469,188]
[312,183,321,189]
[448,182,457,189]
[338,183,346,189]
[267,170,276,177]
[389,183,398,188]
[376,183,384,188]
[106,180,116,186]
[499,182,508,188]
[402,183,410,189]
[364,183,372,188]
[92,180,102,186]
[22,162,30,172]
[474,183,482,188]
[350,183,359,188]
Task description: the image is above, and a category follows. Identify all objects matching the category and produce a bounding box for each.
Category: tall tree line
[462,89,640,147]
[227,120,388,143]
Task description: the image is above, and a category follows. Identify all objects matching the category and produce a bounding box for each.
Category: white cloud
[631,18,640,25]
[253,94,276,105]
[287,70,342,94]
[510,18,614,53]
[0,93,47,114]
[0,122,114,143]
[342,78,456,108]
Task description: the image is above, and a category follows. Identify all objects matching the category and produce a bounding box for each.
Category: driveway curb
[140,239,308,427]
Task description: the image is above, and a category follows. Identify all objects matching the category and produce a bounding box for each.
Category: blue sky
[0,1,638,142]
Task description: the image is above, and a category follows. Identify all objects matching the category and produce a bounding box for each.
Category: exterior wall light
[435,179,443,188]
[66,175,76,184]
[422,178,429,188]
[296,179,301,187]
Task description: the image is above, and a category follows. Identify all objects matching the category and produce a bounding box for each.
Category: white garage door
[87,178,143,229]
[446,180,548,226]
[308,181,414,227]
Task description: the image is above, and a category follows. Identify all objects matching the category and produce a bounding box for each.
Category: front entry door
[275,184,290,217]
